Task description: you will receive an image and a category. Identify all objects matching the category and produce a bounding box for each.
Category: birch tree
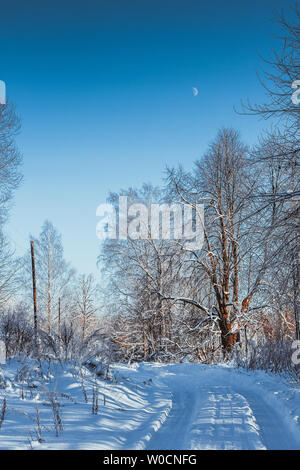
[23,221,75,333]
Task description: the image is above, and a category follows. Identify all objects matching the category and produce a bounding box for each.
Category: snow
[0,359,299,450]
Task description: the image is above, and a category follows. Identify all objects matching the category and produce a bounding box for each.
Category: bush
[0,309,34,358]
[233,337,300,382]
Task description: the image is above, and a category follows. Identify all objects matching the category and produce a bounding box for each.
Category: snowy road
[146,387,266,450]
[1,360,299,450]
[142,364,300,450]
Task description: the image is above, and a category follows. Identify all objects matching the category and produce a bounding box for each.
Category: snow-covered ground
[0,359,299,450]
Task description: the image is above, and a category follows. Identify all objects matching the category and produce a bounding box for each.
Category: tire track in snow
[146,389,198,450]
[145,371,299,450]
[188,386,265,450]
[146,385,265,450]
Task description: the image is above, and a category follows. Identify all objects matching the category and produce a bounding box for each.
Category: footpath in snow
[0,359,299,450]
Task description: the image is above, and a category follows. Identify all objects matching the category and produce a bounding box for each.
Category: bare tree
[74,274,98,340]
[22,221,75,333]
[99,185,183,361]
[166,129,273,355]
[0,102,22,308]
[0,233,20,308]
[0,101,22,223]
[239,6,299,129]
[239,6,300,338]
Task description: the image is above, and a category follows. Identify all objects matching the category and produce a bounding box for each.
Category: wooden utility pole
[30,241,38,351]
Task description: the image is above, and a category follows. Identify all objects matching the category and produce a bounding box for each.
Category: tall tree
[0,101,22,223]
[240,6,300,338]
[24,221,75,333]
[0,101,22,307]
[99,185,182,361]
[167,129,271,355]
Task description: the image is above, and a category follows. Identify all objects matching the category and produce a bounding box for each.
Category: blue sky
[0,0,290,276]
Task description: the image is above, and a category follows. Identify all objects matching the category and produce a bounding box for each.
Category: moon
[192,87,198,96]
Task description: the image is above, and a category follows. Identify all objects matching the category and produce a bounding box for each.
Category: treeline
[0,219,119,361]
[99,8,300,363]
[100,127,298,362]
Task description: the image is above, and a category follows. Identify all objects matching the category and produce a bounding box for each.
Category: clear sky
[0,0,290,277]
